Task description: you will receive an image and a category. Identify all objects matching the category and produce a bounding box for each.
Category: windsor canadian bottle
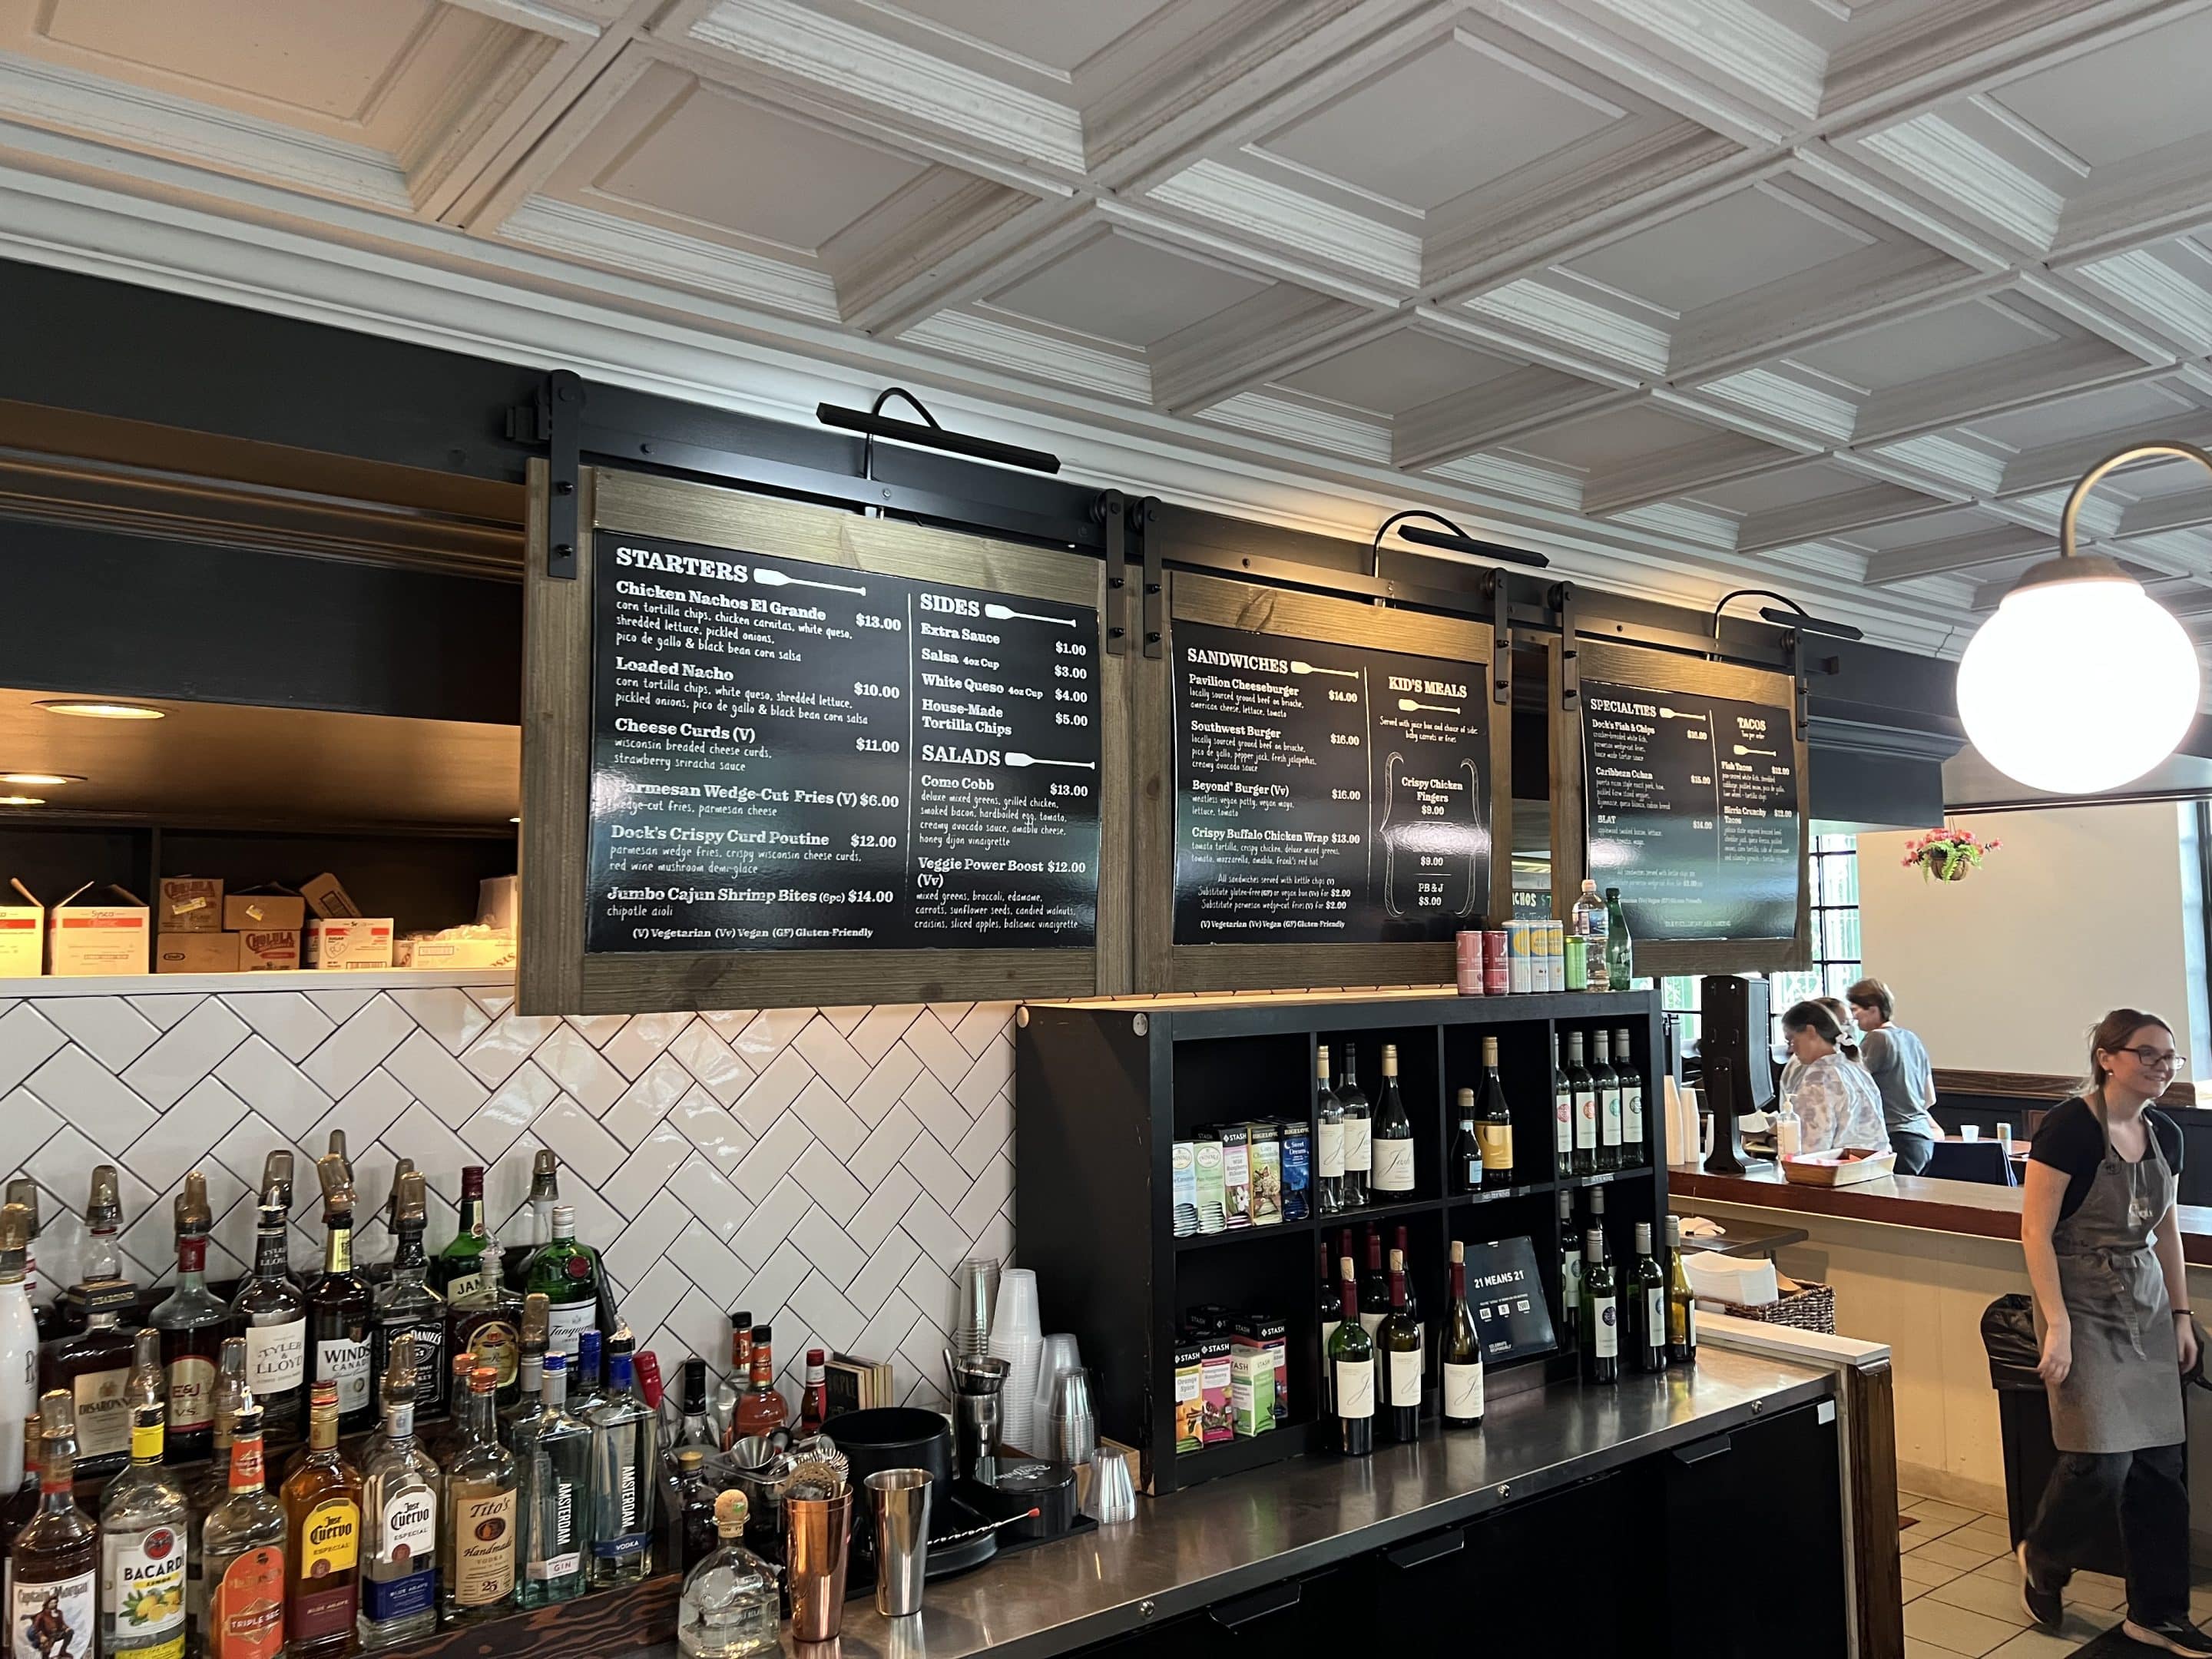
[307,1151,376,1437]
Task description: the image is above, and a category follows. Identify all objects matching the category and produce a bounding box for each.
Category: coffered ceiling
[9,0,2212,658]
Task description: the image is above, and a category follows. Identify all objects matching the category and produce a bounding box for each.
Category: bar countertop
[1669,1161,2212,1263]
[615,1349,1833,1659]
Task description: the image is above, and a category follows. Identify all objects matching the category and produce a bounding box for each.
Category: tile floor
[1897,1490,2212,1658]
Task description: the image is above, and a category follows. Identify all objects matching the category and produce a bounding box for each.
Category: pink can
[1455,930,1484,996]
[1483,929,1510,996]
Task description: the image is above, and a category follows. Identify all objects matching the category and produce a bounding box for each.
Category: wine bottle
[1567,1031,1596,1177]
[1442,1241,1484,1430]
[1629,1221,1667,1374]
[1556,1190,1581,1350]
[1475,1037,1515,1191]
[1377,1250,1422,1444]
[1614,1028,1644,1169]
[1449,1090,1483,1196]
[1337,1049,1370,1210]
[1370,1044,1416,1196]
[1327,1259,1373,1458]
[1551,1034,1575,1181]
[1593,1031,1623,1173]
[1357,1229,1388,1343]
[1603,887,1632,987]
[1315,1045,1345,1217]
[1316,1239,1339,1418]
[1665,1215,1697,1366]
[1581,1230,1618,1385]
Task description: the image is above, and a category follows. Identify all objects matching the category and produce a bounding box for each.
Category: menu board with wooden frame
[1547,635,1810,979]
[1132,568,1512,992]
[519,462,1132,1014]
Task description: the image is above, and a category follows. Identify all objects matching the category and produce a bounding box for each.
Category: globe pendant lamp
[1956,442,2204,795]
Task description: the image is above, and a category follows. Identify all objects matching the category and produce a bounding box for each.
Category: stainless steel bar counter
[617,1348,1839,1659]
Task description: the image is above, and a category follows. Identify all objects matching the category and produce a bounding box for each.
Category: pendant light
[1955,442,2204,795]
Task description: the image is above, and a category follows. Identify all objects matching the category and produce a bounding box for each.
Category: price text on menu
[1171,621,1490,945]
[584,529,1102,952]
[1581,678,1799,942]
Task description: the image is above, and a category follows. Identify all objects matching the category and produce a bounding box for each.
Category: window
[1660,833,1859,1051]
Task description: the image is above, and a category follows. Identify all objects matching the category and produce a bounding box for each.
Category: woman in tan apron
[2018,1008,2204,1654]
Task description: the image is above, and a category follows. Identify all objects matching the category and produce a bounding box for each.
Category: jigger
[951,1355,1009,1482]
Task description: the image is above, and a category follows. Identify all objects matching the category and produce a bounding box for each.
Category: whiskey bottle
[200,1400,286,1659]
[0,1203,35,1495]
[258,1151,304,1290]
[39,1175,136,1480]
[370,1172,446,1418]
[307,1153,376,1438]
[10,1392,96,1659]
[183,1336,248,1647]
[280,1381,363,1657]
[439,1364,518,1623]
[356,1335,439,1651]
[363,1159,414,1292]
[709,1314,751,1449]
[728,1328,786,1442]
[230,1172,310,1445]
[523,1205,601,1369]
[502,1151,561,1296]
[584,1349,656,1587]
[149,1172,227,1462]
[511,1349,588,1609]
[98,1336,189,1659]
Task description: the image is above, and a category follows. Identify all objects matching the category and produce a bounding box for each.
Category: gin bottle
[584,1349,657,1586]
[512,1349,589,1608]
[523,1204,602,1368]
[357,1334,441,1651]
[676,1489,778,1658]
[439,1363,518,1623]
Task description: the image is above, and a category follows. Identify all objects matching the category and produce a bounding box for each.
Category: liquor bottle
[356,1334,440,1651]
[675,1489,779,1659]
[231,1173,310,1445]
[1,1417,34,1561]
[1316,1240,1339,1418]
[1313,1045,1344,1217]
[371,1172,446,1418]
[1614,1028,1644,1169]
[1356,1230,1388,1343]
[1369,1044,1416,1197]
[200,1399,286,1659]
[100,1335,190,1659]
[1556,1192,1581,1350]
[798,1352,827,1439]
[432,1167,497,1303]
[502,1151,561,1296]
[1593,1031,1623,1173]
[303,1153,376,1440]
[524,1205,601,1368]
[1628,1222,1667,1375]
[674,1449,716,1571]
[1448,1088,1483,1195]
[1571,877,1609,992]
[54,1164,125,1337]
[1442,1241,1484,1430]
[441,1364,518,1622]
[323,1131,352,1190]
[1565,1031,1596,1176]
[1326,1259,1373,1459]
[422,1353,478,1475]
[512,1349,589,1609]
[1376,1249,1421,1445]
[358,1159,412,1293]
[1551,1033,1575,1181]
[1603,887,1632,987]
[280,1381,363,1656]
[730,1329,787,1442]
[709,1315,751,1449]
[183,1336,248,1647]
[39,1176,136,1481]
[584,1349,656,1587]
[449,1248,523,1412]
[148,1174,224,1463]
[12,1392,96,1659]
[1581,1231,1618,1385]
[1665,1215,1697,1367]
[1336,1048,1370,1210]
[1475,1037,1515,1191]
[568,1331,607,1421]
[669,1358,717,1455]
[0,1203,35,1495]
[5,1178,40,1330]
[503,1296,551,1450]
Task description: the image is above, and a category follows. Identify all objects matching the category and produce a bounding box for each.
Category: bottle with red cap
[800,1350,828,1435]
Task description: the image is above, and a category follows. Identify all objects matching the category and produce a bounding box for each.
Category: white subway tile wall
[0,980,1016,1411]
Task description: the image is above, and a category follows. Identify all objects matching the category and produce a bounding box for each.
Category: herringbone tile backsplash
[0,977,1015,1411]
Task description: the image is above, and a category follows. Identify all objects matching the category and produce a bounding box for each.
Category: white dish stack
[988,1267,1044,1455]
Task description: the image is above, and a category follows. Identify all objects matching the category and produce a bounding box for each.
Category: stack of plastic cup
[987,1268,1044,1455]
[953,1258,1000,1361]
[1035,1332,1081,1428]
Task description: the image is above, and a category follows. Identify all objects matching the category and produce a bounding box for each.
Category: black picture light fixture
[816,386,1061,477]
[1710,587,1863,642]
[1369,508,1551,575]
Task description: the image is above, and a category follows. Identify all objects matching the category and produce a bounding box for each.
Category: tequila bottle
[148,1171,227,1463]
[11,1392,97,1659]
[676,1490,778,1658]
[370,1172,446,1417]
[356,1336,440,1651]
[200,1401,286,1659]
[280,1381,363,1657]
[99,1331,190,1659]
[584,1350,656,1587]
[511,1349,589,1608]
[439,1363,517,1623]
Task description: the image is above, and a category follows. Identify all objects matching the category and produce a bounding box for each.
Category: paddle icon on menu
[1003,753,1096,770]
[982,604,1075,628]
[1290,661,1359,679]
[1396,697,1460,714]
[1732,745,1777,757]
[752,568,868,595]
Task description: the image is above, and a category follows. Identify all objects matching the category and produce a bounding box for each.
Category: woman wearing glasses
[1777,999,1886,1155]
[2018,1009,2205,1655]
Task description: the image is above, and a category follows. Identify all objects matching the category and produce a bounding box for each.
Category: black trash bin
[1982,1293,2128,1575]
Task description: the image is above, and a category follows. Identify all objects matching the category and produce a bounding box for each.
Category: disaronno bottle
[98,1336,189,1659]
[356,1336,439,1650]
[10,1392,98,1659]
[200,1400,286,1659]
[439,1363,517,1622]
[40,1167,136,1479]
[280,1382,362,1657]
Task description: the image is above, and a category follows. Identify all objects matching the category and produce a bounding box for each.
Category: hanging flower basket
[1902,826,2001,883]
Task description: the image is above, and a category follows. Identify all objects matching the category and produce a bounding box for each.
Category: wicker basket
[1726,1280,1836,1335]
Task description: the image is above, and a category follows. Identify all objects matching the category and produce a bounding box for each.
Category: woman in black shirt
[2017,1008,2204,1654]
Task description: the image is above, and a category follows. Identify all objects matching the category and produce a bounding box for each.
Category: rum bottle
[356,1335,440,1651]
[98,1330,189,1659]
[439,1364,517,1623]
[39,1172,136,1481]
[10,1392,96,1659]
[280,1381,363,1656]
[149,1171,226,1462]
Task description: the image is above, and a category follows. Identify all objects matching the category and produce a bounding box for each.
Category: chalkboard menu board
[1581,679,1799,942]
[1171,622,1489,945]
[585,529,1101,953]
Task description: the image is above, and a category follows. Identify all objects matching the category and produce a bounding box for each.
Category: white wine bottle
[1369,1044,1416,1196]
[1442,1241,1484,1430]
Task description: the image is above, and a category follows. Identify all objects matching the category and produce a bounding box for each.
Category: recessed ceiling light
[0,773,81,786]
[0,796,46,807]
[36,700,166,720]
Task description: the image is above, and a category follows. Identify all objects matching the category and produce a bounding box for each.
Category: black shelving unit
[1014,988,1670,1494]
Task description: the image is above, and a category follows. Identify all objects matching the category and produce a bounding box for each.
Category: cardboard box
[306,917,393,970]
[394,934,515,970]
[49,883,150,976]
[223,885,306,932]
[0,880,42,978]
[233,929,300,972]
[157,876,223,933]
[156,932,240,974]
[478,874,518,933]
[299,873,361,921]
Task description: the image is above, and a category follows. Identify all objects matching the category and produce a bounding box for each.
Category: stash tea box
[49,883,149,975]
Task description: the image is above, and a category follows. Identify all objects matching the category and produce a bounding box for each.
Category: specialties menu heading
[1171,621,1490,945]
[585,529,1101,953]
[1582,679,1798,942]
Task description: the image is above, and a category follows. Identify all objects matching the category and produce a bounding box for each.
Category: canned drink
[1565,935,1588,991]
[1547,920,1567,992]
[1455,930,1485,996]
[1483,929,1510,996]
[1508,919,1534,995]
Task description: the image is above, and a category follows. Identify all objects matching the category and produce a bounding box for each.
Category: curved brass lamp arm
[2061,442,2212,558]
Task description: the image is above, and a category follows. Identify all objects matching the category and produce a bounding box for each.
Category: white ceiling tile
[1988,11,2212,171]
[984,230,1267,348]
[1963,379,2200,452]
[1503,404,1736,475]
[1567,184,1875,316]
[1791,299,2055,393]
[886,0,1174,75]
[1276,329,1518,418]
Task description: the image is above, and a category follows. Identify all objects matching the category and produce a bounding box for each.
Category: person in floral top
[1780,999,1889,1155]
